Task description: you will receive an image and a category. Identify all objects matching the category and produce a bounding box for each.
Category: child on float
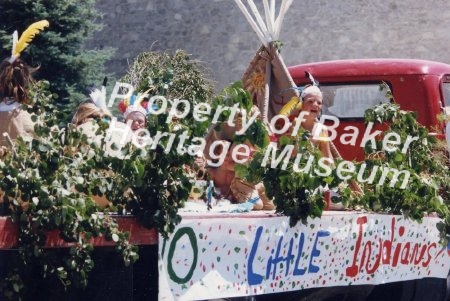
[70,87,114,208]
[70,81,137,159]
[71,83,113,127]
[113,92,158,153]
[297,85,333,160]
[204,105,275,210]
[118,94,152,132]
[283,82,363,210]
[0,20,49,151]
[288,84,346,210]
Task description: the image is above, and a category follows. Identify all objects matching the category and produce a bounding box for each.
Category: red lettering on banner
[423,243,436,267]
[346,216,367,277]
[364,239,382,274]
[346,217,436,277]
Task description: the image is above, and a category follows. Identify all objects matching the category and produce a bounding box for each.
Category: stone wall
[86,0,450,92]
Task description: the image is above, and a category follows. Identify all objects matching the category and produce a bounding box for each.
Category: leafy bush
[0,81,138,299]
[113,50,215,238]
[358,102,450,243]
[236,128,338,226]
[234,98,450,242]
[0,49,215,299]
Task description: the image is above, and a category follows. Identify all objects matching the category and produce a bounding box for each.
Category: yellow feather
[278,96,301,116]
[13,20,49,57]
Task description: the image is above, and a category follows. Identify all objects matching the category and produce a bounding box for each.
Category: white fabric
[0,101,20,112]
[301,85,322,99]
[124,106,147,119]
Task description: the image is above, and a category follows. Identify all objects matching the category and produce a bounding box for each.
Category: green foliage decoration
[113,50,215,239]
[207,81,270,149]
[234,96,449,239]
[235,128,340,226]
[0,81,138,300]
[357,102,450,243]
[224,81,343,226]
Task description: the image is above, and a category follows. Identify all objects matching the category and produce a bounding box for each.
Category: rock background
[85,0,450,91]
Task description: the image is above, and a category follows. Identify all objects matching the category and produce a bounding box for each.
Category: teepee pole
[274,0,286,36]
[263,59,271,124]
[248,0,271,40]
[270,0,276,27]
[274,0,293,38]
[235,0,269,46]
[263,0,275,36]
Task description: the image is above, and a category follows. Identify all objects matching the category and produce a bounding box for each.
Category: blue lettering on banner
[248,226,330,285]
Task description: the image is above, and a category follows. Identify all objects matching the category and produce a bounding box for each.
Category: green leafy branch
[114,50,215,239]
[0,81,138,299]
[357,102,450,243]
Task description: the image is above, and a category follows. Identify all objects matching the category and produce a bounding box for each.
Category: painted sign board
[158,212,450,300]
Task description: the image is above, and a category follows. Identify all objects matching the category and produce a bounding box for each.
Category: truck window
[319,83,391,118]
[442,82,450,113]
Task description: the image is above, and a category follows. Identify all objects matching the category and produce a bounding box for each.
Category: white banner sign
[158,212,450,300]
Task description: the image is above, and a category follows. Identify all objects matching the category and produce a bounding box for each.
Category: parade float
[0,1,449,301]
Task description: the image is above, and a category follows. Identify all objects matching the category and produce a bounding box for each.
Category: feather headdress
[305,71,319,87]
[118,88,156,119]
[278,95,301,116]
[278,72,321,117]
[90,77,108,110]
[9,20,49,63]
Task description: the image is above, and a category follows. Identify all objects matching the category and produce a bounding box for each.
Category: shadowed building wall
[85,0,450,91]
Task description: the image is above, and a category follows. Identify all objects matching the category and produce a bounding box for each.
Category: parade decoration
[277,72,320,117]
[89,76,109,111]
[237,0,298,123]
[9,20,49,63]
[159,213,450,300]
[118,88,154,119]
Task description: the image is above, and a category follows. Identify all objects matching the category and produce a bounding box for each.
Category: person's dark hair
[0,58,38,104]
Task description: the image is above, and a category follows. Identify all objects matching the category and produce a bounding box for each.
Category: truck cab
[288,59,450,161]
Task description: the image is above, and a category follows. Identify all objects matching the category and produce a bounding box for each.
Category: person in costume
[71,81,128,208]
[278,72,333,161]
[0,20,49,149]
[71,79,136,159]
[297,85,333,160]
[204,105,275,210]
[280,74,363,209]
[71,82,112,127]
[118,93,153,132]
